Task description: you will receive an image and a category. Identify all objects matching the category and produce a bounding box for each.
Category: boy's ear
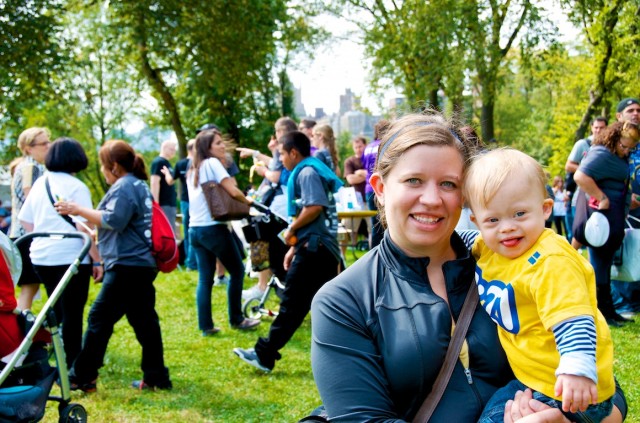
[542,198,554,220]
[469,213,477,224]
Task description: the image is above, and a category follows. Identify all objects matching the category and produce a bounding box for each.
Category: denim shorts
[479,379,613,423]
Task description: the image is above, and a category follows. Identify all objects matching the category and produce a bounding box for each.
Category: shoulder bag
[201,159,250,221]
[611,215,640,282]
[45,176,76,229]
[413,281,479,423]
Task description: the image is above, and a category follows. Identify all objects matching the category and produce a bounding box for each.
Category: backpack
[150,201,179,273]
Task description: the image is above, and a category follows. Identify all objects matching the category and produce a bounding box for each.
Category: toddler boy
[463,148,615,422]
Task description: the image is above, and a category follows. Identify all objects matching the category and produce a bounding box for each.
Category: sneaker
[131,379,173,391]
[215,274,230,286]
[70,378,97,393]
[231,318,260,330]
[242,284,266,300]
[202,327,221,336]
[233,347,272,373]
[619,311,637,320]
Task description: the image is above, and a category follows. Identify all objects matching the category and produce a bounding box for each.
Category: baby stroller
[241,202,289,319]
[0,231,91,423]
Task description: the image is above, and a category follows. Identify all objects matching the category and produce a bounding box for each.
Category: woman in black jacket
[311,113,626,422]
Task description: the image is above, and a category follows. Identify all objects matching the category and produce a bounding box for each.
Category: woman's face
[371,144,464,257]
[311,131,323,148]
[26,132,51,164]
[209,134,226,160]
[100,162,118,185]
[615,136,638,158]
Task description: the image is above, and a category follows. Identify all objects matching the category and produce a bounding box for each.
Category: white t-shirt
[18,172,93,265]
[187,158,230,227]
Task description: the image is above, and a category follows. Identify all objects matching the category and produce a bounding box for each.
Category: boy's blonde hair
[463,148,547,210]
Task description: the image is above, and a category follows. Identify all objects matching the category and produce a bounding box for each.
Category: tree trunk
[135,11,188,158]
[574,2,619,141]
[481,102,495,143]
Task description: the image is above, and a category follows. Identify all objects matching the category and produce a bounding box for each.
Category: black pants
[70,265,170,386]
[34,264,91,368]
[255,244,338,368]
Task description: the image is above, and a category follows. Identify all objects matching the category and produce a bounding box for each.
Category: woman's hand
[55,200,78,216]
[92,264,104,283]
[597,196,610,211]
[504,389,570,423]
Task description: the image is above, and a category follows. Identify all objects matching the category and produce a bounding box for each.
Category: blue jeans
[479,379,613,423]
[564,205,575,242]
[180,201,197,269]
[189,224,245,329]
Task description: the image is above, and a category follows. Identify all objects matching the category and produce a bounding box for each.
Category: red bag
[151,201,179,273]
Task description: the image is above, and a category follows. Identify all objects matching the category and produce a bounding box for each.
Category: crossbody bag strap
[45,176,76,229]
[412,281,479,423]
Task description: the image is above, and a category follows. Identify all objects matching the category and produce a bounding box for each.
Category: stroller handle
[251,201,270,214]
[14,232,92,264]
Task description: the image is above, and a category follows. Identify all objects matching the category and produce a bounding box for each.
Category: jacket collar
[378,230,475,295]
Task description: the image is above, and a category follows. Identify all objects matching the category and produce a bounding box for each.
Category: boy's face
[470,174,553,259]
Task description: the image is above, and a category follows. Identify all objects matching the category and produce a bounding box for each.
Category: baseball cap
[616,98,640,113]
[196,123,220,134]
[585,211,609,247]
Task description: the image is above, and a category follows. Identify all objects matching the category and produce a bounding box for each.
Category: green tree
[561,0,640,140]
[0,0,68,144]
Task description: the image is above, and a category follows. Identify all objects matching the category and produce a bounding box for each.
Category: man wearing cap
[613,97,640,318]
[151,140,178,231]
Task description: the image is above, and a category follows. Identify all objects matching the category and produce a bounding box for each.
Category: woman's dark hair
[594,121,640,152]
[99,140,148,180]
[280,131,311,157]
[192,129,222,186]
[45,137,88,173]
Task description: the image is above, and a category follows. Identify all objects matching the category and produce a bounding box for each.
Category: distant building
[314,108,326,120]
[293,86,306,119]
[340,89,355,115]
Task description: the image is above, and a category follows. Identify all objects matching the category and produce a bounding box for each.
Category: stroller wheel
[59,403,87,423]
[242,297,262,320]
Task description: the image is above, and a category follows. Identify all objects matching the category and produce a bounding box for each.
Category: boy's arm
[552,316,598,413]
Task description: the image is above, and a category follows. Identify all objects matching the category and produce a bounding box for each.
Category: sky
[288,3,581,117]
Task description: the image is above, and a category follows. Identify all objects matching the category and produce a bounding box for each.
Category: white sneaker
[242,284,265,300]
[214,275,230,286]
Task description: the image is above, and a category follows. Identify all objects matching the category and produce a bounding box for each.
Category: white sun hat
[585,211,610,247]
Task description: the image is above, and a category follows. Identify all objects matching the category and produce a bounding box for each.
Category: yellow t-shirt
[472,229,615,401]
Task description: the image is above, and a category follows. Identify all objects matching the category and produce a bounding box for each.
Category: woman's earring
[112,168,118,176]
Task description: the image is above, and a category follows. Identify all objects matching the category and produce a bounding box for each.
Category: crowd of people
[2,100,638,422]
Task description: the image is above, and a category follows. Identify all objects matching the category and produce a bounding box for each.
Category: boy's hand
[555,374,598,413]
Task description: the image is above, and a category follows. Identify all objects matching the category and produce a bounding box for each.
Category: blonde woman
[312,124,341,177]
[10,127,51,310]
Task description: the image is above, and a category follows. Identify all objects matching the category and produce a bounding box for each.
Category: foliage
[0,0,68,148]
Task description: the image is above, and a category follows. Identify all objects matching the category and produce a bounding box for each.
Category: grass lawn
[29,250,640,422]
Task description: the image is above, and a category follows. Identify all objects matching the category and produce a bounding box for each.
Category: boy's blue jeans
[479,379,613,423]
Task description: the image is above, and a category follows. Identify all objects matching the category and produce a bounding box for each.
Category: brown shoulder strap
[412,282,479,423]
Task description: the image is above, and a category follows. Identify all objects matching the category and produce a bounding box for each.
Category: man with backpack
[233,130,342,373]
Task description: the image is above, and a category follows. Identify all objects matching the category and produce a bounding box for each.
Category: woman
[311,113,626,422]
[18,137,102,368]
[187,129,259,334]
[10,127,51,310]
[311,124,341,176]
[551,175,567,236]
[574,121,640,326]
[55,140,171,392]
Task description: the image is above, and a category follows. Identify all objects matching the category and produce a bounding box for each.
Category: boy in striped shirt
[463,148,614,423]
